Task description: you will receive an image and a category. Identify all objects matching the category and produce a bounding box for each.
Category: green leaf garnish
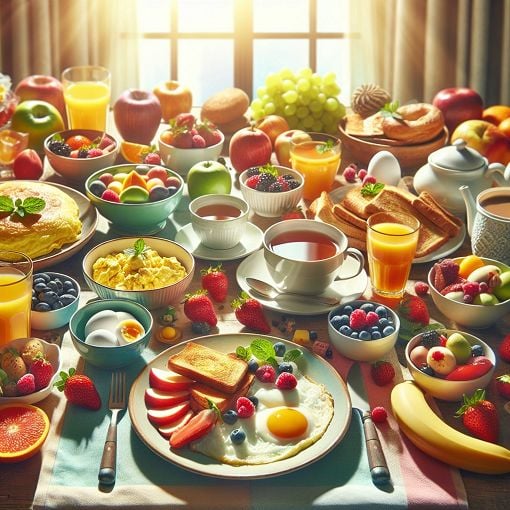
[315,139,334,154]
[360,182,384,197]
[258,163,279,177]
[250,338,275,361]
[283,349,303,363]
[380,101,403,120]
[235,345,251,361]
[0,195,45,218]
[236,338,303,370]
[124,238,149,258]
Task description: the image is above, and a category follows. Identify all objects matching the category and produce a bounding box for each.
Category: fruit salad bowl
[43,129,119,182]
[405,329,495,401]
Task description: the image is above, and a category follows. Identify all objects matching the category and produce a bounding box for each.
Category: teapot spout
[459,185,475,237]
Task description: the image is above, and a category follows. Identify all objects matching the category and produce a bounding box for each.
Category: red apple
[14,75,67,126]
[255,114,290,149]
[146,402,191,426]
[432,87,484,135]
[274,129,312,167]
[113,89,162,145]
[451,119,510,164]
[153,81,192,122]
[148,367,194,392]
[158,410,194,438]
[229,126,272,173]
[144,388,190,409]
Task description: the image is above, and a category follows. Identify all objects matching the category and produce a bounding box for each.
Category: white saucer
[236,249,368,315]
[175,222,263,261]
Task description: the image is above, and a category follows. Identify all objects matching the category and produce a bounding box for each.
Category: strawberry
[280,206,305,220]
[172,131,194,148]
[30,354,54,390]
[201,264,229,302]
[495,374,510,400]
[231,291,271,334]
[174,113,196,130]
[499,334,510,363]
[398,294,430,326]
[144,152,162,165]
[54,368,102,410]
[196,121,222,146]
[191,134,206,148]
[16,373,36,395]
[455,389,499,443]
[170,407,218,449]
[183,290,217,327]
[370,360,395,386]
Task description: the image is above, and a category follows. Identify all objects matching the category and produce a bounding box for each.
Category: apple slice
[144,388,190,409]
[149,367,194,392]
[147,402,191,426]
[158,409,194,439]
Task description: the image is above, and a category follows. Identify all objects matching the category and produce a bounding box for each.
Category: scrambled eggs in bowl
[83,237,195,310]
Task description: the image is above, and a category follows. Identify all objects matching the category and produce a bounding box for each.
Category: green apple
[473,292,499,306]
[445,333,472,364]
[493,270,510,301]
[11,100,64,155]
[187,160,232,200]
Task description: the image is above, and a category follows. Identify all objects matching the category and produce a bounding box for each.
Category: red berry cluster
[342,162,375,184]
[161,113,223,149]
[48,133,116,159]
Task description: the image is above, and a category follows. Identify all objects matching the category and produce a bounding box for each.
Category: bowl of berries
[327,300,400,362]
[405,329,496,401]
[44,129,119,182]
[85,163,184,234]
[427,255,510,329]
[158,114,225,176]
[0,337,62,404]
[239,164,303,218]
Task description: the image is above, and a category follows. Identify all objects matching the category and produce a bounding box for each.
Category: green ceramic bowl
[69,298,153,369]
[85,164,184,234]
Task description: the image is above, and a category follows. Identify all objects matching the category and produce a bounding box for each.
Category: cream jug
[460,185,510,265]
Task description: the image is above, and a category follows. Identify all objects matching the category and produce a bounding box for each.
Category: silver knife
[346,363,391,486]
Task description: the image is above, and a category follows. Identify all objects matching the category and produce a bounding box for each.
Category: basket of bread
[339,84,449,174]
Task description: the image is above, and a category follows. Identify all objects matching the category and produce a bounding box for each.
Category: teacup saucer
[174,222,263,261]
[236,249,368,315]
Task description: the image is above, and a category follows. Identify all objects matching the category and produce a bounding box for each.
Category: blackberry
[281,174,295,181]
[268,181,283,192]
[77,148,89,158]
[286,179,301,189]
[247,167,261,177]
[48,140,72,157]
[421,330,441,349]
[255,172,275,191]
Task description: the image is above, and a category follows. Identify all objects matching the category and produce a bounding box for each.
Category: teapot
[459,185,510,265]
[414,139,510,216]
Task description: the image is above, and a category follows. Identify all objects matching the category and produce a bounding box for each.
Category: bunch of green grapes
[250,68,346,135]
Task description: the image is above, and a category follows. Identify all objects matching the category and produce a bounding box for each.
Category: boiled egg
[85,328,119,347]
[115,319,145,344]
[84,310,119,337]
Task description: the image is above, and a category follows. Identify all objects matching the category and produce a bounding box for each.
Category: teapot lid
[429,139,485,171]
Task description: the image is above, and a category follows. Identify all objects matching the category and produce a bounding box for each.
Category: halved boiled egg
[116,319,145,344]
[85,328,119,347]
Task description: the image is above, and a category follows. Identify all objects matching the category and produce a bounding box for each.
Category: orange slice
[119,141,151,163]
[0,403,50,463]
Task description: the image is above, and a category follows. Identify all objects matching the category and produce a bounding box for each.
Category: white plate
[329,185,466,264]
[128,333,351,479]
[236,249,368,315]
[174,222,263,261]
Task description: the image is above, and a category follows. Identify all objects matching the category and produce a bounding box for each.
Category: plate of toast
[312,184,465,263]
[128,333,351,479]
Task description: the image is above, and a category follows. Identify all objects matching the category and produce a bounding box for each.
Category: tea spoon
[245,278,340,306]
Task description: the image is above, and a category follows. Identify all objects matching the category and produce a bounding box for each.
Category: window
[137,0,354,105]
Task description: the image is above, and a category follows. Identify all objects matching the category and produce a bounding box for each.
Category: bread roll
[201,88,250,125]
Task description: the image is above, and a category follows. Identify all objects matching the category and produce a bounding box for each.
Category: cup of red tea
[263,219,365,295]
[189,194,250,249]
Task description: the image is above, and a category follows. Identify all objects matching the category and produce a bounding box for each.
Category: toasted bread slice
[413,191,462,237]
[332,201,367,231]
[168,342,248,394]
[341,186,376,219]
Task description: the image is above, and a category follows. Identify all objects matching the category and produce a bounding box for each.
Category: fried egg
[190,368,334,466]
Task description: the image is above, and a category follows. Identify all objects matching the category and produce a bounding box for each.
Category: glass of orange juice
[289,132,341,201]
[62,66,111,131]
[0,129,29,178]
[367,212,420,298]
[0,251,33,346]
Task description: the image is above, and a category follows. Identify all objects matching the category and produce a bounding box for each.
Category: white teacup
[263,219,365,295]
[189,194,249,250]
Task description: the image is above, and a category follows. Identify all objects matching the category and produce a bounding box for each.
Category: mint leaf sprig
[123,238,149,258]
[360,182,384,197]
[236,338,303,369]
[0,196,46,218]
[315,139,335,154]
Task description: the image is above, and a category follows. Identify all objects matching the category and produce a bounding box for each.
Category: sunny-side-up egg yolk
[265,407,309,439]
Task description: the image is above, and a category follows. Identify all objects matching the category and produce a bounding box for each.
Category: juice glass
[289,132,341,201]
[0,129,29,178]
[367,212,420,298]
[62,66,111,131]
[0,251,33,346]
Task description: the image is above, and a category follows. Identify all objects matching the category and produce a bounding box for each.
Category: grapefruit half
[0,403,50,463]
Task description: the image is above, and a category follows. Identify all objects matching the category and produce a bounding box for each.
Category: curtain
[0,0,140,103]
[349,0,510,106]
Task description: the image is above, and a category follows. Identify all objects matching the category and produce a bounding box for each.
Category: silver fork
[98,371,126,485]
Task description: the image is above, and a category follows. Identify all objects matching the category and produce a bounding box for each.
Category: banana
[391,381,510,474]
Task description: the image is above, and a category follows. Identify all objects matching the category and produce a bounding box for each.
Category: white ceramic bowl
[239,166,304,217]
[44,129,119,182]
[405,329,496,401]
[82,237,194,310]
[158,130,224,176]
[327,300,400,362]
[0,338,61,405]
[428,257,510,329]
[31,272,80,330]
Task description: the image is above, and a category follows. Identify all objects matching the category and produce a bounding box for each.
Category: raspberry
[462,281,480,297]
[342,166,357,182]
[192,134,206,148]
[349,308,367,330]
[438,259,460,284]
[440,282,464,296]
[357,168,367,180]
[87,148,104,158]
[275,372,297,390]
[246,175,260,189]
[365,311,379,327]
[255,364,276,383]
[362,175,376,185]
[371,406,388,423]
[101,189,120,202]
[414,281,429,296]
[236,397,255,418]
[144,152,161,165]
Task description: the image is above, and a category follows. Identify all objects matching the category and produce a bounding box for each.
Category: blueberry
[66,288,78,297]
[34,302,51,312]
[248,396,258,408]
[89,180,107,198]
[47,280,60,293]
[247,359,259,373]
[35,272,51,283]
[191,321,211,334]
[350,331,359,339]
[277,362,293,374]
[360,303,375,313]
[60,294,76,306]
[382,325,395,336]
[325,348,333,358]
[167,186,179,197]
[222,410,238,425]
[39,290,59,304]
[471,344,484,357]
[33,277,46,286]
[359,330,371,341]
[309,330,318,341]
[339,325,352,336]
[63,280,75,292]
[371,326,380,333]
[375,305,388,318]
[51,300,64,310]
[330,314,349,329]
[419,365,435,376]
[31,296,38,309]
[273,341,286,357]
[34,282,48,293]
[378,318,389,328]
[371,331,382,340]
[230,428,246,445]
[342,305,353,315]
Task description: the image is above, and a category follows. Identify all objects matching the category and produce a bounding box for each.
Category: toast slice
[412,191,462,237]
[168,342,248,394]
[332,201,367,231]
[341,186,377,219]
